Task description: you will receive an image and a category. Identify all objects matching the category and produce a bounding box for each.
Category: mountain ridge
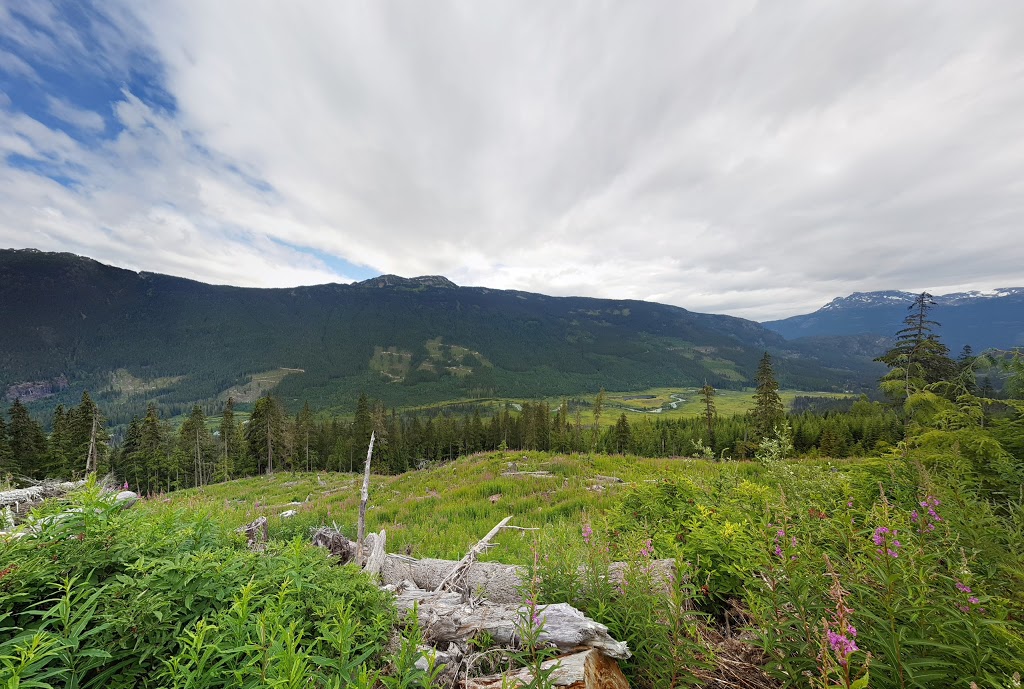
[0,249,878,419]
[764,288,1024,351]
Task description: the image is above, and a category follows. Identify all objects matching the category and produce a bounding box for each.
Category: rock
[114,490,139,506]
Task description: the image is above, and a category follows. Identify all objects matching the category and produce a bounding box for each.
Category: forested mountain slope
[1,249,873,414]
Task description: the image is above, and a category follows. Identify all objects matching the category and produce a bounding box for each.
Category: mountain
[763,289,1024,353]
[0,249,875,418]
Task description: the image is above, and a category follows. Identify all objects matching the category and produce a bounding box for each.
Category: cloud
[45,96,105,132]
[2,1,1024,319]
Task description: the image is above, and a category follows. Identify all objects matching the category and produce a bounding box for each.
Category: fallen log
[501,471,554,478]
[381,555,677,604]
[0,480,85,511]
[394,586,630,660]
[463,648,629,689]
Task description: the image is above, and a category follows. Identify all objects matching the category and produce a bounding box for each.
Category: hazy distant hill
[763,289,1024,353]
[0,249,876,416]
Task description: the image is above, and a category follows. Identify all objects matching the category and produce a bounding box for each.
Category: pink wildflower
[581,523,593,545]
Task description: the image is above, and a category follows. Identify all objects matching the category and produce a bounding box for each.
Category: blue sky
[2,1,1023,319]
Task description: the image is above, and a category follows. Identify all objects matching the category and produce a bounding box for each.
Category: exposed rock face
[4,375,69,402]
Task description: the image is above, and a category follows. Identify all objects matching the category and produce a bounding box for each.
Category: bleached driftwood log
[0,480,84,510]
[393,586,630,660]
[500,471,554,478]
[462,648,629,689]
[380,555,677,604]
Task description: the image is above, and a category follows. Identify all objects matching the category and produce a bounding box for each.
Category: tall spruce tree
[751,353,785,441]
[700,382,717,451]
[218,397,243,481]
[876,292,956,398]
[294,402,315,472]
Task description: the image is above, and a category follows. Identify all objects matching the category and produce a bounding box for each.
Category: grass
[151,450,852,563]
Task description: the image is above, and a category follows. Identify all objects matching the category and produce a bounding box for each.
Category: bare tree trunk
[85,411,99,476]
[356,431,375,564]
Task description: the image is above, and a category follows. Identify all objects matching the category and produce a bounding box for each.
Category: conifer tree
[613,413,632,454]
[700,382,717,451]
[751,353,785,441]
[294,402,315,472]
[138,403,165,494]
[247,395,285,475]
[47,405,71,478]
[0,415,11,480]
[876,292,956,398]
[7,400,47,478]
[177,405,215,487]
[218,398,243,481]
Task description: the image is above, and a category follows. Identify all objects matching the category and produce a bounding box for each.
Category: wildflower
[123,481,130,490]
[969,596,979,605]
[639,539,654,558]
[871,526,889,546]
[872,526,900,558]
[956,581,972,594]
[827,629,860,666]
[847,499,854,508]
[581,523,593,545]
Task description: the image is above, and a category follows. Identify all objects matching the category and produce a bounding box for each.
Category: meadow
[4,399,1024,687]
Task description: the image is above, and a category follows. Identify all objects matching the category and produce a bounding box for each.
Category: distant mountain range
[763,289,1024,352]
[0,249,880,418]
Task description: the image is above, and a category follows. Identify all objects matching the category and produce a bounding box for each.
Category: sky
[1,1,1022,321]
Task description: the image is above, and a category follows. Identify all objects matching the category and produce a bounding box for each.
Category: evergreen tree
[0,415,11,480]
[700,382,717,451]
[294,402,316,472]
[751,353,785,441]
[353,393,373,452]
[876,292,956,398]
[177,405,215,487]
[613,413,632,454]
[218,398,243,481]
[247,396,285,474]
[67,392,108,477]
[138,403,166,494]
[592,388,605,451]
[7,400,47,478]
[47,405,72,477]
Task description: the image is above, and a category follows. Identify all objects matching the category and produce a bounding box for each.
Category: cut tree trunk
[393,586,630,660]
[462,649,629,689]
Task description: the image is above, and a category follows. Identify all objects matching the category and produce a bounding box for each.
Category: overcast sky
[1,1,1022,320]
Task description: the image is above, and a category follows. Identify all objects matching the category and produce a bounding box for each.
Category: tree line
[3,292,1021,493]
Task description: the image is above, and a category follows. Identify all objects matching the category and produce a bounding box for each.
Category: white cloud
[45,96,105,132]
[3,1,1024,319]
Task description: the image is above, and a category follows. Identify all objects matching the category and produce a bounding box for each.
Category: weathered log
[501,471,554,478]
[0,480,84,510]
[463,649,629,689]
[394,587,630,660]
[381,556,677,604]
